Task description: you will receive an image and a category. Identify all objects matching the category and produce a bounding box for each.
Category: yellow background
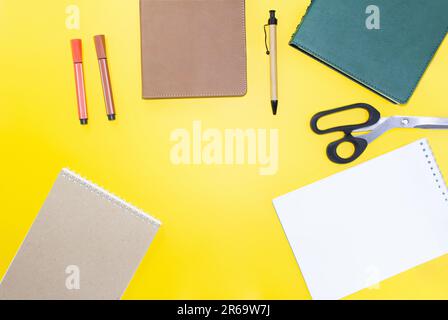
[1,0,448,300]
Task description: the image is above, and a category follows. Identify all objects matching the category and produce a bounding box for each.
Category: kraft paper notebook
[0,169,161,300]
[140,0,247,99]
[273,139,448,300]
[290,0,448,104]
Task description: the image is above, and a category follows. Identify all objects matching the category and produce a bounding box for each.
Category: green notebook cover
[290,0,447,104]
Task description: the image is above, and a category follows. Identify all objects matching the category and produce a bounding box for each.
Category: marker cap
[94,35,107,60]
[71,39,83,63]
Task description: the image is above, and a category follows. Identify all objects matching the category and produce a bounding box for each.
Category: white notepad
[273,139,448,300]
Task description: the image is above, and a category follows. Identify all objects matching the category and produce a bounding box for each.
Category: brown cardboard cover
[0,169,160,300]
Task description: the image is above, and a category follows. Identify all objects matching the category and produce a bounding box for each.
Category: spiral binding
[420,140,448,203]
[60,168,161,227]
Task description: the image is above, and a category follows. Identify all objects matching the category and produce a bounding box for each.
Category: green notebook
[290,0,447,104]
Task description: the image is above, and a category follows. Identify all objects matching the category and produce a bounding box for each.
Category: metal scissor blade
[415,124,448,129]
[406,117,448,129]
[353,118,389,132]
[354,116,448,132]
[413,117,448,129]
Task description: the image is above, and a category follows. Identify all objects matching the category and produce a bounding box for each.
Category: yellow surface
[1,0,448,300]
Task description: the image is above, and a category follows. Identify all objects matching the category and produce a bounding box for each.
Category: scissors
[311,103,448,164]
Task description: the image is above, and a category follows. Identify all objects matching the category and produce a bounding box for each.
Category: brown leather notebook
[140,0,247,99]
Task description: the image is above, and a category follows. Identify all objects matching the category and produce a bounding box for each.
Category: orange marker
[71,39,88,125]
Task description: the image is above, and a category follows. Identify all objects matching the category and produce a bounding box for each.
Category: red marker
[71,39,88,125]
[94,35,116,121]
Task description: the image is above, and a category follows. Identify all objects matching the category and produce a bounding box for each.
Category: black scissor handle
[310,103,381,135]
[327,135,369,164]
[310,103,381,164]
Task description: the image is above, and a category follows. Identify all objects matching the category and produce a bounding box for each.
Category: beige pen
[267,10,278,115]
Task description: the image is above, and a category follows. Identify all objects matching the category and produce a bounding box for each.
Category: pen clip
[264,24,270,55]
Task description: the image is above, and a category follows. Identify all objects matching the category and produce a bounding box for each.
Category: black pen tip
[80,119,88,125]
[108,114,116,121]
[271,100,278,115]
